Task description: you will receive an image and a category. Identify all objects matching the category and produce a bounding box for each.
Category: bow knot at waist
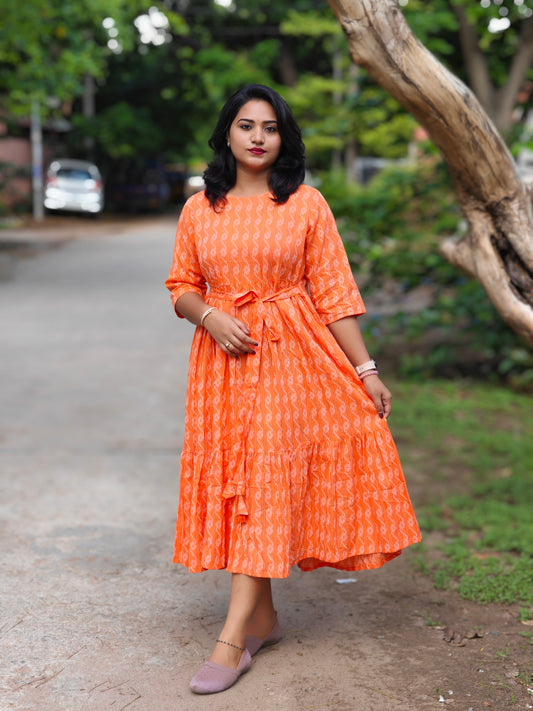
[210,282,304,304]
[209,283,305,341]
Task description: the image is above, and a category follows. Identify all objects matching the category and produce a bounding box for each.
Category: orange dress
[165,185,420,578]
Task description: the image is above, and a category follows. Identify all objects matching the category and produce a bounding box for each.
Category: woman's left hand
[362,375,392,419]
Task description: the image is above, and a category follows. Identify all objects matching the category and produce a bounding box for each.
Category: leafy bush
[319,161,533,387]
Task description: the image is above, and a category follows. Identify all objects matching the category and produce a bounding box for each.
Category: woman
[165,84,421,695]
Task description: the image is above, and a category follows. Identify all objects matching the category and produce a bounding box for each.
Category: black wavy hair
[203,84,306,210]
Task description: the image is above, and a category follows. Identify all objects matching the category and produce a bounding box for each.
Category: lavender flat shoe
[245,619,283,656]
[190,648,252,694]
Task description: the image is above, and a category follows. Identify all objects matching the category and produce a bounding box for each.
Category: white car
[44,159,104,215]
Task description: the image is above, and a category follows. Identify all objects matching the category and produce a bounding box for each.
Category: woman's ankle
[209,638,246,668]
[246,609,277,639]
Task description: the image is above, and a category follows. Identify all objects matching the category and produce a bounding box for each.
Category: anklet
[216,639,246,651]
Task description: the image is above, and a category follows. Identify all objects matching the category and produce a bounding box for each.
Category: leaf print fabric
[166,184,421,578]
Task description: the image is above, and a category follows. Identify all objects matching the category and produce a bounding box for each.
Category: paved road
[1,216,196,710]
[2,217,518,711]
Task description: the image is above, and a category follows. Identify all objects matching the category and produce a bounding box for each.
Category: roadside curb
[0,213,179,247]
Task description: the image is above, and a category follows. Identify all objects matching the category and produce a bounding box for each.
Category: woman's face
[227,100,282,177]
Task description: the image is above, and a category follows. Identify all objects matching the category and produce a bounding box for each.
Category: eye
[239,123,252,131]
[265,126,278,133]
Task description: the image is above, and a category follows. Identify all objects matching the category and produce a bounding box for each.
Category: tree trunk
[495,16,533,135]
[279,38,298,88]
[452,6,493,120]
[453,7,533,135]
[327,0,533,347]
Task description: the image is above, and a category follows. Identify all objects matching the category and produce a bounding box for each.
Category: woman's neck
[228,170,271,198]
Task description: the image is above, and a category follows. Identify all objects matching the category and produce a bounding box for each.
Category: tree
[0,0,133,117]
[326,0,533,347]
[74,0,314,164]
[396,1,533,137]
[0,0,155,218]
[451,1,533,135]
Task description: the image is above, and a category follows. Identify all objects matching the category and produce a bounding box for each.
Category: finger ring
[225,342,231,349]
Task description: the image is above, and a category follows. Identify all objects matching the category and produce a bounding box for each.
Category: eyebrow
[237,118,278,124]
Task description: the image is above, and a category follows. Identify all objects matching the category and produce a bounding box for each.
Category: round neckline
[226,191,272,200]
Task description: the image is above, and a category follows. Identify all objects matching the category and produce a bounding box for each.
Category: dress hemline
[172,547,417,578]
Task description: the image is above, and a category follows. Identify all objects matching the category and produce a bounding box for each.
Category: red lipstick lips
[249,148,266,155]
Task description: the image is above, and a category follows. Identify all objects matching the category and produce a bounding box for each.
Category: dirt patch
[397,551,533,709]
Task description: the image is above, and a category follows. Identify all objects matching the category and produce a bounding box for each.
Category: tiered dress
[165,184,420,578]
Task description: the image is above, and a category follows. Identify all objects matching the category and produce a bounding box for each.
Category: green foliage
[392,379,533,606]
[405,0,533,90]
[70,103,166,159]
[281,9,341,38]
[286,77,418,167]
[355,89,418,159]
[391,282,533,387]
[0,0,186,131]
[0,0,132,114]
[71,36,274,164]
[404,0,460,38]
[319,159,533,386]
[321,159,459,274]
[432,543,533,606]
[281,7,419,167]
[285,74,348,161]
[249,39,282,72]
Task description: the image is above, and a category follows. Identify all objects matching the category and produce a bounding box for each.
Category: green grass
[390,379,533,609]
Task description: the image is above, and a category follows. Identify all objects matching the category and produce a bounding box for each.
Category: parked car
[106,159,170,212]
[43,159,104,215]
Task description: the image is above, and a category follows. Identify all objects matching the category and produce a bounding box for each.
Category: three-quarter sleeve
[165,199,207,316]
[304,189,365,325]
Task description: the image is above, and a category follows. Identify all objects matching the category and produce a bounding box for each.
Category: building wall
[0,122,55,212]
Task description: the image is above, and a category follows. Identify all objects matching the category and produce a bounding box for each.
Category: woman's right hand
[203,309,258,356]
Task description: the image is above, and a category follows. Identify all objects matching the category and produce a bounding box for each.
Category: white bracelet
[355,359,377,376]
[200,306,216,326]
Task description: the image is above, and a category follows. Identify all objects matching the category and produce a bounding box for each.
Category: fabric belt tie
[209,283,306,521]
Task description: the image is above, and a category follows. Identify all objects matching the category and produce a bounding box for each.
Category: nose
[251,127,264,144]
